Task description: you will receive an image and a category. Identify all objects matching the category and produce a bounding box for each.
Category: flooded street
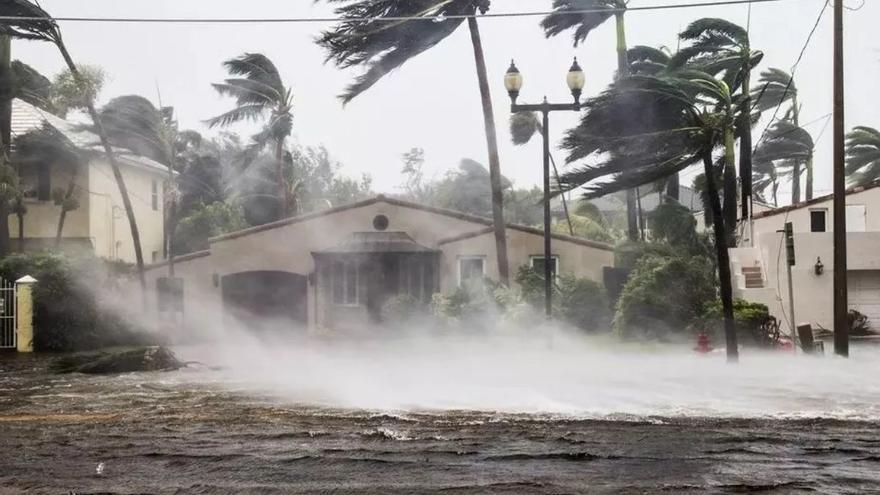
[2,342,880,494]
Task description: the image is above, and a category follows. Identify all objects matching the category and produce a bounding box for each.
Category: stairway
[742,266,764,289]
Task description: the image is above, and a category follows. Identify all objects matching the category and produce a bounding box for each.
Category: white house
[10,98,169,263]
[144,195,615,333]
[730,182,880,333]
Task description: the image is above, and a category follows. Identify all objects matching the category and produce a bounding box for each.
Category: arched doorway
[221,271,308,329]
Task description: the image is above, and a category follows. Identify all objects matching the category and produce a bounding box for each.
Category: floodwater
[2,338,880,494]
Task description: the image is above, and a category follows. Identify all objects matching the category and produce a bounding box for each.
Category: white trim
[457,256,486,287]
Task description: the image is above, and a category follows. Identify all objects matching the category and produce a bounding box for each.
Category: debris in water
[95,462,105,476]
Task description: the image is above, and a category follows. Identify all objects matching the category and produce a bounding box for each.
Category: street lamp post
[504,58,585,319]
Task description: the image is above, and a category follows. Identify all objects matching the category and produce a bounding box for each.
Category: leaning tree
[0,0,147,288]
[317,0,510,284]
[556,72,743,361]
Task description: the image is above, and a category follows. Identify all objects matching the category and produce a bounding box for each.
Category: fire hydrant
[695,332,713,353]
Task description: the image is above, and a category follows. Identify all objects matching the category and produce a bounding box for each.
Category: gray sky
[12,0,880,201]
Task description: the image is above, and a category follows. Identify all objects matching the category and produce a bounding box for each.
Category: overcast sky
[11,0,880,200]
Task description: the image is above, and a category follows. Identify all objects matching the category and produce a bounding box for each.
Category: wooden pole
[832,0,848,357]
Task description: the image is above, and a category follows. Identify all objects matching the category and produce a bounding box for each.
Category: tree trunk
[56,42,146,291]
[722,127,738,247]
[805,154,814,201]
[467,17,509,285]
[703,152,739,363]
[16,208,23,251]
[614,13,639,242]
[0,35,12,256]
[738,63,753,222]
[274,138,288,218]
[791,94,802,204]
[55,171,78,246]
[666,173,680,201]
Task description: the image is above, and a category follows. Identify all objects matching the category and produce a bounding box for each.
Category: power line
[0,0,803,24]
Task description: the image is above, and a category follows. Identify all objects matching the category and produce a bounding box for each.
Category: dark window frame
[810,209,827,233]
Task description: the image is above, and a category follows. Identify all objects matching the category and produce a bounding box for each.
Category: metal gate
[0,277,16,349]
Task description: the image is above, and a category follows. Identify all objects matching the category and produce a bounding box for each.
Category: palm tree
[317,0,510,285]
[753,119,813,205]
[542,0,641,241]
[845,126,880,186]
[627,45,671,76]
[13,124,83,245]
[672,18,763,240]
[0,0,147,289]
[751,68,810,200]
[556,72,741,361]
[207,53,294,217]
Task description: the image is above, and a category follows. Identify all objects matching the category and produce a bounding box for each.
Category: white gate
[0,277,16,349]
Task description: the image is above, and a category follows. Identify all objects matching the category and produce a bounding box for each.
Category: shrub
[614,254,716,341]
[700,299,779,347]
[173,201,247,255]
[514,265,611,332]
[381,294,428,325]
[0,252,149,352]
[848,309,875,336]
[613,240,677,270]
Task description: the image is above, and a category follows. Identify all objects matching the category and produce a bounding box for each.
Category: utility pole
[784,223,797,352]
[832,0,848,357]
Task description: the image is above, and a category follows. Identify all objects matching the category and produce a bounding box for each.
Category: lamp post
[505,58,585,319]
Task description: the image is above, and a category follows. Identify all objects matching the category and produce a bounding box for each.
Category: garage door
[848,271,880,328]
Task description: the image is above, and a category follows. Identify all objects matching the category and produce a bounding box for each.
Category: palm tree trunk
[614,13,639,242]
[723,126,738,247]
[55,41,146,291]
[16,207,23,251]
[55,171,78,246]
[0,35,12,256]
[703,152,739,363]
[738,65,753,221]
[791,94,802,204]
[467,16,509,285]
[805,154,814,201]
[274,138,288,217]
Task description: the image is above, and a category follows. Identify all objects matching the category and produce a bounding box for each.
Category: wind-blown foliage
[318,0,510,284]
[626,45,671,75]
[208,53,295,215]
[751,67,796,114]
[753,118,813,204]
[846,126,880,186]
[540,0,625,47]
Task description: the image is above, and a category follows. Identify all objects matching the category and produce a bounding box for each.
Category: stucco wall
[89,158,166,263]
[751,187,880,240]
[8,162,91,240]
[144,199,614,333]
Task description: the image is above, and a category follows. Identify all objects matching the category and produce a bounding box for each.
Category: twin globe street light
[504,58,586,319]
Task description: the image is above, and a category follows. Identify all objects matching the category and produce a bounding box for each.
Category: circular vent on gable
[373,214,389,231]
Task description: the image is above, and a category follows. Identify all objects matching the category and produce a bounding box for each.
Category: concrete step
[741,266,763,274]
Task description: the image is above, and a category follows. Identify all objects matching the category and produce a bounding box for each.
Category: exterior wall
[144,199,615,334]
[88,157,167,264]
[751,187,880,240]
[142,252,221,338]
[438,229,614,292]
[8,162,91,240]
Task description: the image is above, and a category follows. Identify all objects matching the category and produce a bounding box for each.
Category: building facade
[731,183,880,333]
[145,196,615,333]
[10,98,168,263]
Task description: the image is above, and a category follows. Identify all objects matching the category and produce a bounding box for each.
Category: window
[530,256,559,280]
[331,261,359,305]
[458,257,485,286]
[810,209,827,232]
[20,163,51,201]
[151,180,159,211]
[846,205,867,232]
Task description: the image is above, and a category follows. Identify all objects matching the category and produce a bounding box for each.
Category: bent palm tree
[542,0,641,241]
[751,68,811,200]
[317,0,510,284]
[845,126,880,186]
[0,0,147,289]
[672,18,763,237]
[208,53,294,216]
[753,119,813,205]
[557,72,741,361]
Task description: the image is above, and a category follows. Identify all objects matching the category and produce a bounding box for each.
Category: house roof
[314,232,439,255]
[752,181,880,220]
[210,195,614,252]
[11,98,170,176]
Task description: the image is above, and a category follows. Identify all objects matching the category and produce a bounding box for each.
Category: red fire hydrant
[695,332,713,353]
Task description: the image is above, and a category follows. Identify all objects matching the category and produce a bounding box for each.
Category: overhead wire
[0,0,806,24]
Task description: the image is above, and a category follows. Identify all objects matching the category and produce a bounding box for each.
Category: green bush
[614,254,716,341]
[173,201,247,255]
[381,294,428,325]
[514,265,610,332]
[700,299,778,347]
[613,240,677,270]
[0,252,150,352]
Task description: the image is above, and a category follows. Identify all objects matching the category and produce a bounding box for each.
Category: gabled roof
[210,195,614,252]
[11,98,170,175]
[752,181,880,220]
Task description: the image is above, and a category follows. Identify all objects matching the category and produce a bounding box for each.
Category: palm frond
[540,0,623,47]
[221,53,286,98]
[0,0,60,43]
[205,104,266,128]
[846,126,880,185]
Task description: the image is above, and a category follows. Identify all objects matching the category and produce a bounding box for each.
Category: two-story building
[729,182,880,333]
[10,98,168,263]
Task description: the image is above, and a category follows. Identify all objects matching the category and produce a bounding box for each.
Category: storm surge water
[176,327,880,421]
